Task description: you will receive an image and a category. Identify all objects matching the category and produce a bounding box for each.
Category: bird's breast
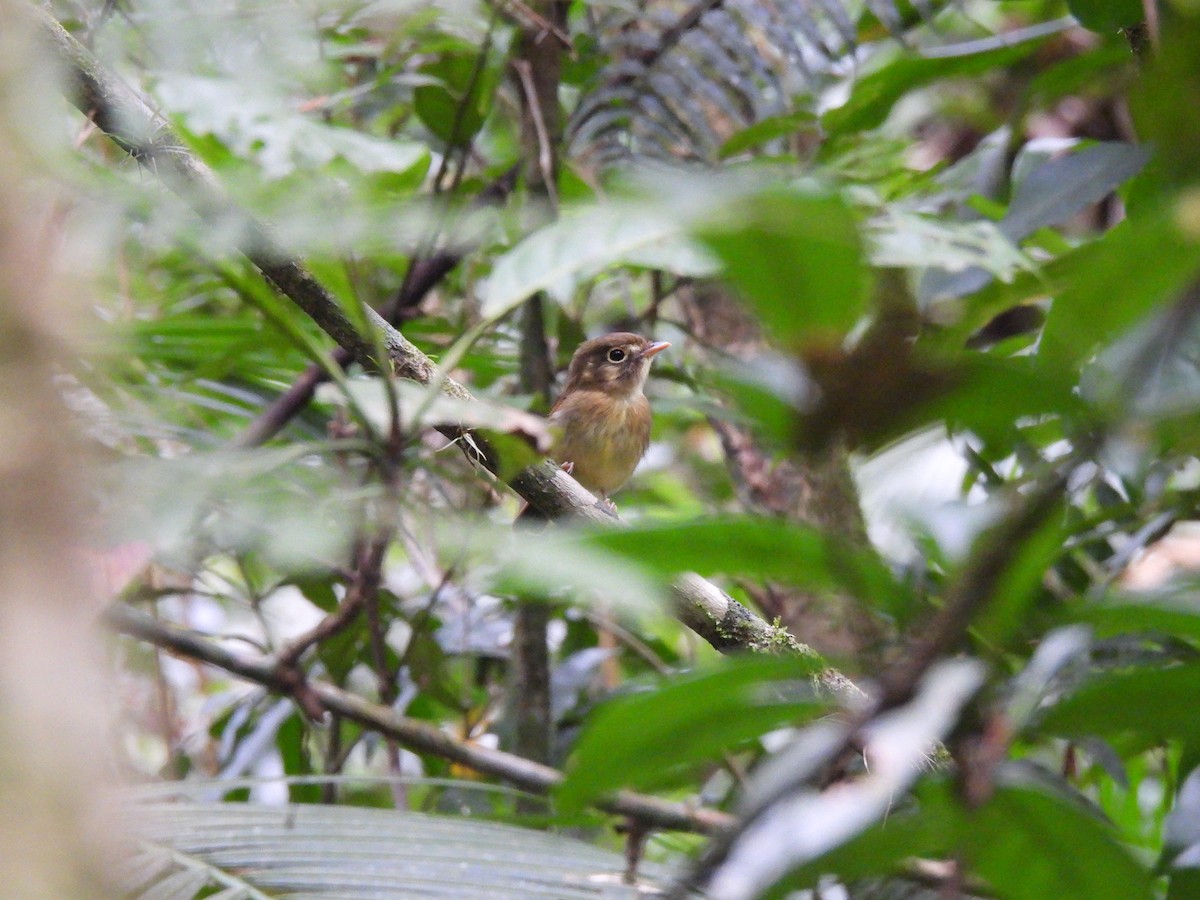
[550,391,653,497]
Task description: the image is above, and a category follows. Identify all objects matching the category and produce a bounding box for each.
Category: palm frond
[570,0,940,166]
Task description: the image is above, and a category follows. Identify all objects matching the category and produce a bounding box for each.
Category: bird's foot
[560,461,575,476]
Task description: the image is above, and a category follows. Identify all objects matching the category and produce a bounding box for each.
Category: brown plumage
[549,332,670,500]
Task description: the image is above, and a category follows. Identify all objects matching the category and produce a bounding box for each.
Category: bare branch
[105,602,735,835]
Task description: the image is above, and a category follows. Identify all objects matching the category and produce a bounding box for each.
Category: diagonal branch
[39,9,454,395]
[105,601,735,835]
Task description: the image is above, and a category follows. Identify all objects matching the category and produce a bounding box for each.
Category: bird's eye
[607,348,626,363]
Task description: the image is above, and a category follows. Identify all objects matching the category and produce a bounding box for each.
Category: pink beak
[640,341,670,360]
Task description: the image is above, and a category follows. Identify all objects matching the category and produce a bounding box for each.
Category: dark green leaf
[1040,207,1200,367]
[1069,0,1145,33]
[1040,664,1200,742]
[823,39,1049,136]
[796,777,1153,900]
[557,656,826,812]
[1129,15,1200,190]
[414,53,492,147]
[1078,592,1200,644]
[964,782,1154,900]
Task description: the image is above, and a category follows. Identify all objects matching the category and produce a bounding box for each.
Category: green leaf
[584,518,903,610]
[1002,143,1150,243]
[482,204,718,320]
[696,187,870,346]
[1077,591,1200,644]
[1069,0,1145,33]
[1040,664,1200,742]
[918,142,1150,303]
[1130,17,1200,190]
[972,513,1072,647]
[1040,205,1200,367]
[556,655,826,812]
[414,52,493,147]
[719,110,819,158]
[964,782,1154,900]
[823,38,1049,136]
[795,777,1153,900]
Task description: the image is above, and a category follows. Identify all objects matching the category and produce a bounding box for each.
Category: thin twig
[513,59,558,210]
[274,535,391,717]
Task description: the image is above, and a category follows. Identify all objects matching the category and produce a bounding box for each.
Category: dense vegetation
[4,0,1200,895]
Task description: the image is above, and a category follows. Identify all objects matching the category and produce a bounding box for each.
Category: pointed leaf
[482,205,718,320]
[557,655,828,812]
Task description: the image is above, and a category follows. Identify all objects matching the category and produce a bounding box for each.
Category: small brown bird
[549,332,670,503]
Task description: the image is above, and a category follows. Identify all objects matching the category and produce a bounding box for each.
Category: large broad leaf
[696,187,870,346]
[481,204,718,320]
[557,655,827,812]
[1076,591,1200,645]
[583,517,904,611]
[823,35,1052,136]
[1001,142,1150,242]
[962,779,1154,900]
[1040,206,1200,366]
[1039,664,1200,742]
[1069,0,1144,31]
[117,797,674,899]
[414,50,496,148]
[920,141,1151,302]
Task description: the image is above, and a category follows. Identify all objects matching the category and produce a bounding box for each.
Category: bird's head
[561,332,670,398]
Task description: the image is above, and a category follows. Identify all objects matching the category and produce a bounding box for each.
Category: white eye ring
[607,347,626,363]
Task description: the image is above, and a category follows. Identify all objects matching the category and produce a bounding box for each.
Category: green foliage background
[30,0,1200,895]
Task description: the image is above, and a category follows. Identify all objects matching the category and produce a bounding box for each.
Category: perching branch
[105,602,734,835]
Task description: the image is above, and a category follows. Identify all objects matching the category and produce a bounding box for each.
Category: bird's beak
[640,341,670,360]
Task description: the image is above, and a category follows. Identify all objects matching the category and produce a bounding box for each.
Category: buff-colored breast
[550,390,652,498]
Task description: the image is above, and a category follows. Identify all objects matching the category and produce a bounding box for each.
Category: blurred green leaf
[1040,664,1200,742]
[719,111,819,158]
[1040,206,1200,367]
[696,187,870,346]
[919,142,1151,303]
[964,781,1154,899]
[1005,143,1150,241]
[798,776,1153,899]
[1079,592,1200,644]
[482,204,718,320]
[824,38,1049,137]
[414,51,493,148]
[585,517,903,609]
[1069,0,1144,32]
[1130,15,1200,190]
[557,655,826,811]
